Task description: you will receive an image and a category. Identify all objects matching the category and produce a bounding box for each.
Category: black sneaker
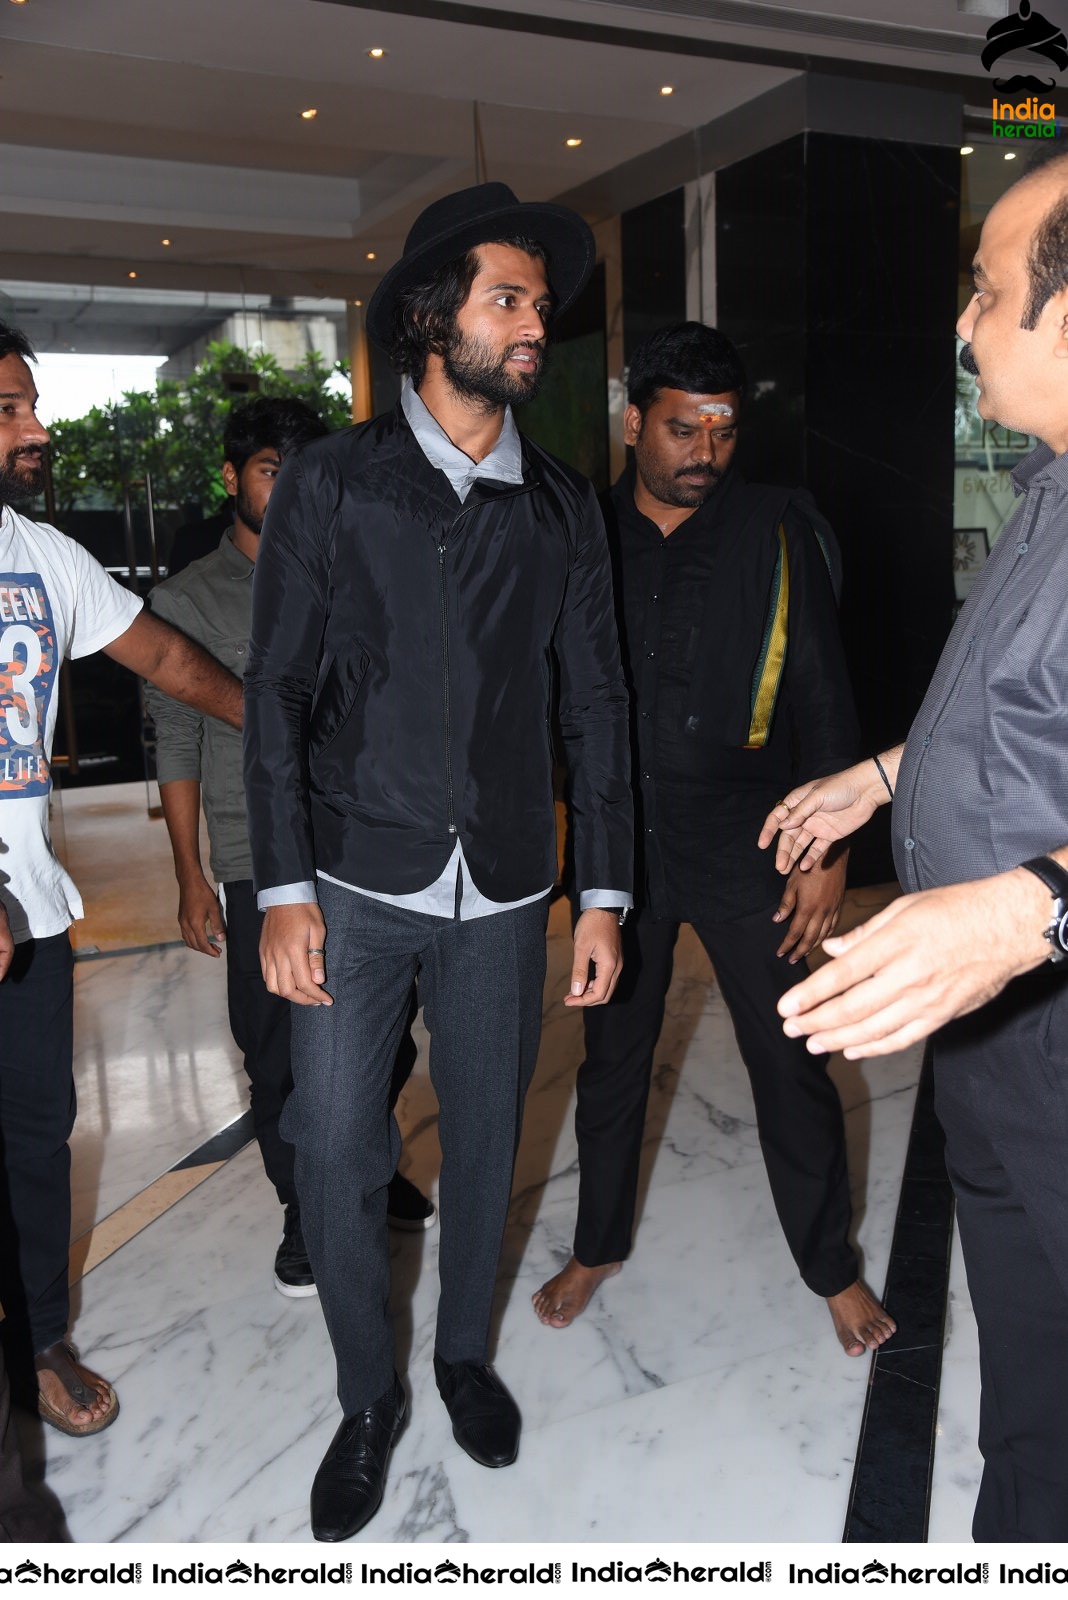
[386,1172,436,1232]
[274,1204,318,1297]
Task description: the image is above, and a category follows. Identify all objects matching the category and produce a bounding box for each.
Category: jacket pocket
[309,648,370,756]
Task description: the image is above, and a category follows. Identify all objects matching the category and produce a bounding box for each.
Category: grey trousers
[935,970,1068,1543]
[285,880,548,1417]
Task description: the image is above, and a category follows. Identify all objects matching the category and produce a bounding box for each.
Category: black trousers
[223,880,418,1207]
[0,933,75,1385]
[286,882,548,1416]
[575,904,857,1298]
[935,972,1068,1543]
[0,1345,62,1542]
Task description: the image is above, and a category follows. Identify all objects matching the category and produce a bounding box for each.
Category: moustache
[959,344,979,377]
[675,464,722,480]
[993,75,1057,94]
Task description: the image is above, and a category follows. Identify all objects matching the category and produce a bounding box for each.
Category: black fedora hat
[365,182,595,349]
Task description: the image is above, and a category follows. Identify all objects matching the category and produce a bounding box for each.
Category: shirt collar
[219,525,254,579]
[1010,439,1068,494]
[401,379,524,497]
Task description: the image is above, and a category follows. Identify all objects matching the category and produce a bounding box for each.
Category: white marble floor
[928,1226,983,1543]
[9,858,957,1547]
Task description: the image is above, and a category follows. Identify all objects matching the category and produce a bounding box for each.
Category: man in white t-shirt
[0,321,244,1440]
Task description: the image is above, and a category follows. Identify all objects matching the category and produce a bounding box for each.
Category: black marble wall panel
[522,263,610,491]
[716,136,807,487]
[718,133,959,881]
[621,188,688,364]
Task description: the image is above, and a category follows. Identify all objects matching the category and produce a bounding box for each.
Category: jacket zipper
[437,480,538,837]
[438,534,457,833]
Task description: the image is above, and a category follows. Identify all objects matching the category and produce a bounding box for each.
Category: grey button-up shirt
[146,529,254,884]
[894,442,1068,893]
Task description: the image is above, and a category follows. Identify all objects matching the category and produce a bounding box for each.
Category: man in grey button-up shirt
[757,156,1068,1542]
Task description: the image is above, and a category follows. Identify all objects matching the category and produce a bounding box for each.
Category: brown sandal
[34,1341,119,1437]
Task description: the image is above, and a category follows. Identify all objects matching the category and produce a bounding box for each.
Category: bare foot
[532,1256,621,1327]
[827,1280,897,1357]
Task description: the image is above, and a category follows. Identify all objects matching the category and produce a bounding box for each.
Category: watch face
[1057,907,1068,954]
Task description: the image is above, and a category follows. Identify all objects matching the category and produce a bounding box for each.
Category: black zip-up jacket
[243,402,633,906]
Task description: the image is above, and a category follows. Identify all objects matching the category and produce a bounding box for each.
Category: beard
[0,445,46,505]
[959,343,980,376]
[443,327,546,409]
[634,441,723,509]
[234,486,264,536]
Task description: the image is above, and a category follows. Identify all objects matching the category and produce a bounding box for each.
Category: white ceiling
[0,0,1031,337]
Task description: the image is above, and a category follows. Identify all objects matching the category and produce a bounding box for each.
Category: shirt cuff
[257,882,318,910]
[578,889,634,912]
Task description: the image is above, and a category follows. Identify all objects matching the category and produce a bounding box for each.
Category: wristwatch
[1019,856,1068,964]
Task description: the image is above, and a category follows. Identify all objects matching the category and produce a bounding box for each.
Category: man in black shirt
[533,322,895,1356]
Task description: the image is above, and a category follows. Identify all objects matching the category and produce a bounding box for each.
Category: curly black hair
[222,395,328,473]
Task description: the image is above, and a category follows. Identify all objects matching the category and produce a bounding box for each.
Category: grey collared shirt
[401,377,524,499]
[894,442,1068,892]
[259,383,630,919]
[146,529,254,883]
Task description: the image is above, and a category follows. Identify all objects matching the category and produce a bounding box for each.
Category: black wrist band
[1019,856,1068,963]
[873,754,894,800]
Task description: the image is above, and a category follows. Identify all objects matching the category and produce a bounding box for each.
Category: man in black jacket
[243,184,633,1542]
[533,322,895,1358]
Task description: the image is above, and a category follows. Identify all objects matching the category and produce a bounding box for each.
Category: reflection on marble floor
[927,1224,982,1544]
[16,880,940,1546]
[70,947,247,1238]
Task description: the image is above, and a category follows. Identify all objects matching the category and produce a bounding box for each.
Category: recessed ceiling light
[161,237,171,246]
[128,270,138,279]
[366,251,377,261]
[960,145,974,155]
[367,47,386,58]
[352,299,363,307]
[565,137,583,148]
[301,107,318,120]
[660,85,674,96]
[1004,151,1017,160]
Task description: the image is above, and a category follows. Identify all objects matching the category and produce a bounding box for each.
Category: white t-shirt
[0,506,143,941]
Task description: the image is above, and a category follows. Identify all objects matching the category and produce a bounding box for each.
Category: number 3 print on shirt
[0,572,57,798]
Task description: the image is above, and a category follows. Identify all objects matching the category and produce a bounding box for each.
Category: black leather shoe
[274,1204,317,1298]
[433,1354,519,1468]
[310,1374,406,1541]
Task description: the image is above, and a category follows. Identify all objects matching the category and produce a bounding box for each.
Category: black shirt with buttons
[604,467,860,923]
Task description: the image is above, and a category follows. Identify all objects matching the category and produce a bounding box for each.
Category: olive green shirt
[145,529,253,884]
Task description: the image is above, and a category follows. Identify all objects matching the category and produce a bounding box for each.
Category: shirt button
[647,650,655,659]
[904,837,916,850]
[923,735,931,746]
[646,826,654,834]
[1017,541,1029,554]
[641,710,650,719]
[642,770,650,779]
[651,593,659,602]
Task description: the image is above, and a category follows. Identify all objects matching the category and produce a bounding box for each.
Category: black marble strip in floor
[171,1110,256,1171]
[843,1047,955,1543]
[73,939,185,963]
